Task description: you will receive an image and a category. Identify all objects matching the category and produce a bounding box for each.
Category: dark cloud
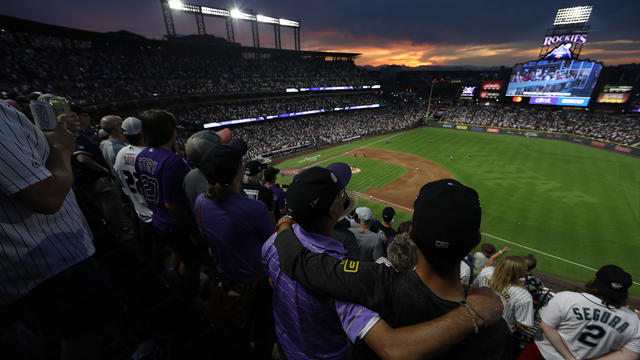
[2,0,639,66]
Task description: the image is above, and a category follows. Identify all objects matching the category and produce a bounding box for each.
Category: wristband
[464,300,488,327]
[275,216,294,231]
[460,301,479,334]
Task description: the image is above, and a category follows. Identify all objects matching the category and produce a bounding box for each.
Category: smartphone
[29,100,58,131]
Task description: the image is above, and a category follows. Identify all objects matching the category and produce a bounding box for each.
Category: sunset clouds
[3,0,640,67]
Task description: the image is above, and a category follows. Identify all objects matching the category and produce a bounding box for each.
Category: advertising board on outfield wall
[427,121,639,156]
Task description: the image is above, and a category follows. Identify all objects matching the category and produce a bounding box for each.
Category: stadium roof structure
[160,0,302,51]
[0,14,360,60]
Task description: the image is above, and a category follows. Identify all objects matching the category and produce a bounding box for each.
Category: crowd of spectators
[445,105,640,145]
[174,94,382,130]
[0,30,373,105]
[204,101,426,158]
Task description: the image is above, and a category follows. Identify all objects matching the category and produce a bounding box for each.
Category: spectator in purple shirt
[263,166,286,220]
[135,110,203,293]
[195,138,274,359]
[262,163,504,360]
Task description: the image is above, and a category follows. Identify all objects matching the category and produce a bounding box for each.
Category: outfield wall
[427,121,640,156]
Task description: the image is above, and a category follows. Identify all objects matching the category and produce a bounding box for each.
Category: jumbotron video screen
[506,59,603,106]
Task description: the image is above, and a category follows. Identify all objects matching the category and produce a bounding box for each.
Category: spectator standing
[182,128,232,210]
[473,243,497,278]
[273,178,511,359]
[263,166,286,220]
[380,206,397,240]
[483,256,535,334]
[99,115,126,176]
[72,107,128,240]
[521,254,545,310]
[135,110,203,293]
[240,160,274,224]
[521,265,640,360]
[0,102,111,360]
[349,207,385,262]
[196,138,274,359]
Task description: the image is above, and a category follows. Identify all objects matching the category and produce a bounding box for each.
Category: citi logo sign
[535,97,552,104]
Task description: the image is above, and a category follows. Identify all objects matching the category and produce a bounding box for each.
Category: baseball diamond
[275,126,640,297]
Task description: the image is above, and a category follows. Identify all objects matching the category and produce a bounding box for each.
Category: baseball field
[274,126,640,295]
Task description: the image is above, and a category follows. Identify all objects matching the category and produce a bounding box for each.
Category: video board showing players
[596,85,633,104]
[506,59,603,107]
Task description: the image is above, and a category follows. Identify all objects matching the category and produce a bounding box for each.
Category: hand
[45,122,76,154]
[499,247,509,254]
[466,286,504,326]
[57,112,80,134]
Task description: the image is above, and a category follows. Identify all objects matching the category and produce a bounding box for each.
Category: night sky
[3,0,639,67]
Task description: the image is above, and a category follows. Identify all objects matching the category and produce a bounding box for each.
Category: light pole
[426,79,436,120]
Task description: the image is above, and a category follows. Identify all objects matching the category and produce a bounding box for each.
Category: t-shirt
[473,252,489,278]
[100,139,126,175]
[195,192,273,283]
[262,224,380,360]
[183,168,208,211]
[240,182,274,211]
[72,132,109,187]
[268,183,286,219]
[274,229,511,360]
[113,145,152,223]
[349,228,384,262]
[460,261,472,286]
[536,292,640,360]
[134,147,189,233]
[379,224,396,239]
[0,102,95,304]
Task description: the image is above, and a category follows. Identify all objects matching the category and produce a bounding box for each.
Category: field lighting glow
[553,6,593,25]
[166,1,300,27]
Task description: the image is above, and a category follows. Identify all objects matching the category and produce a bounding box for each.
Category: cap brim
[325,162,351,191]
[339,190,358,221]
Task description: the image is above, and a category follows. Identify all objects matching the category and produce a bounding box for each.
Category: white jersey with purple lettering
[114,145,152,223]
[536,292,640,360]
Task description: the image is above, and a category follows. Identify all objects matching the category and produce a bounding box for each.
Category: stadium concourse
[1,14,640,360]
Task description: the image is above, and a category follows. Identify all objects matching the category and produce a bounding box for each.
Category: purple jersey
[135,148,189,232]
[262,224,379,360]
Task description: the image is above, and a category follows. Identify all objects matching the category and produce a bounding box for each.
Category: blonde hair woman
[488,256,535,333]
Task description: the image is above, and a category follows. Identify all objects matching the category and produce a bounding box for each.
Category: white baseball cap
[355,207,373,221]
[122,117,142,136]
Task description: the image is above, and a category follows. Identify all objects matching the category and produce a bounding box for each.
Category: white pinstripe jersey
[0,102,95,304]
[113,145,152,223]
[536,292,640,360]
[473,266,534,332]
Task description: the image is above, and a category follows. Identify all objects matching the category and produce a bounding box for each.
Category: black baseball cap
[382,207,396,223]
[595,265,632,303]
[264,166,280,180]
[245,160,268,176]
[286,162,351,223]
[199,138,248,185]
[412,179,481,262]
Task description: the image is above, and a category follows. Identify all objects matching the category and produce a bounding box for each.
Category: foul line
[302,133,404,169]
[352,192,640,288]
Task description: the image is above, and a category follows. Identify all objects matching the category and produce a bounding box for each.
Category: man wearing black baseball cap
[528,264,639,360]
[270,178,509,359]
[240,159,274,222]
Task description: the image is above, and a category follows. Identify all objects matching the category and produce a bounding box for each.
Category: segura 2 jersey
[536,291,640,360]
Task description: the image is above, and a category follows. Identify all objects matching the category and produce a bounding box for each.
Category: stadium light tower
[553,6,593,26]
[159,0,301,50]
[539,5,593,60]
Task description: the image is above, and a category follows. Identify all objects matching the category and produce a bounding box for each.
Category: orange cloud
[302,29,640,67]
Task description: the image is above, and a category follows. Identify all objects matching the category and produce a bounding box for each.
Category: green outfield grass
[275,127,640,294]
